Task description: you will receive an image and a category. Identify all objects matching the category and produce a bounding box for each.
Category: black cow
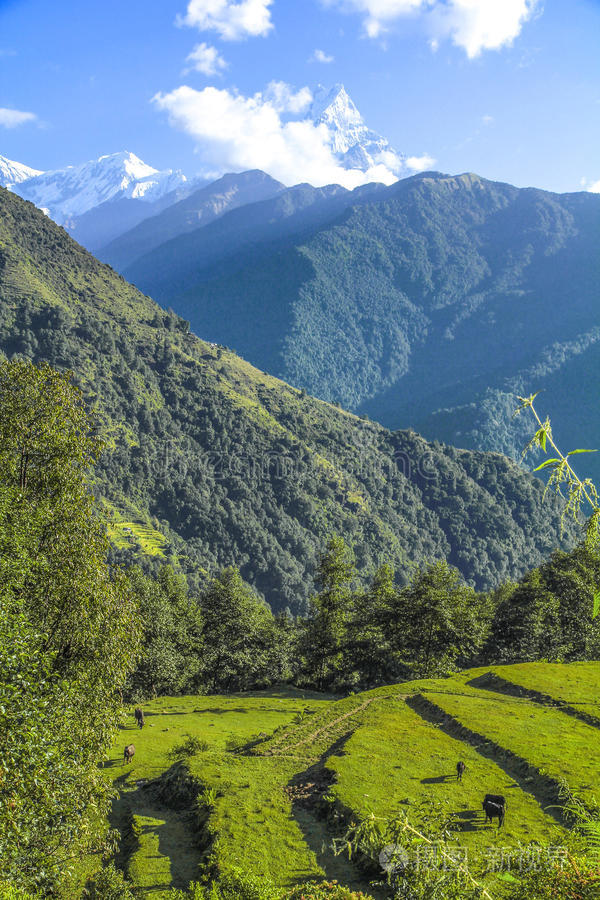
[123,744,135,765]
[134,708,145,729]
[483,794,505,827]
[456,761,466,781]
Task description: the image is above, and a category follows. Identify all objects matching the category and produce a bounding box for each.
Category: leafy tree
[0,360,140,893]
[391,562,490,678]
[127,565,204,699]
[302,537,356,690]
[200,567,281,691]
[490,568,561,662]
[345,563,398,686]
[489,545,600,662]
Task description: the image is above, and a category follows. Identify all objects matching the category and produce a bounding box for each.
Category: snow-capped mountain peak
[311,84,364,148]
[10,151,188,224]
[0,154,44,187]
[311,83,404,176]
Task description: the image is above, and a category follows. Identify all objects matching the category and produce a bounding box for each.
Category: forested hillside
[0,187,577,612]
[121,171,600,481]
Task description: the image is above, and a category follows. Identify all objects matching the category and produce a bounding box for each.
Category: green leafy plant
[82,863,137,900]
[333,802,492,900]
[516,393,600,616]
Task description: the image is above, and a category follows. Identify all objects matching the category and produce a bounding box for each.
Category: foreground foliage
[0,361,141,893]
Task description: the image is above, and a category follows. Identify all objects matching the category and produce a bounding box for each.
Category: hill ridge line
[467,672,600,731]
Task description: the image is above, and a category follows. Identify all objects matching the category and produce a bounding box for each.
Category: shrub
[83,864,136,900]
[284,883,374,899]
[170,735,210,760]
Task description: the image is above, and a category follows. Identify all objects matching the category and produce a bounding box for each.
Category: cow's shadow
[452,809,485,832]
[421,774,457,784]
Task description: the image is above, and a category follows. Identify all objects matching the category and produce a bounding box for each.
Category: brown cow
[456,761,466,781]
[134,708,145,728]
[123,744,135,765]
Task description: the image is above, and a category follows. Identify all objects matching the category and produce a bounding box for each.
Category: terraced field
[101,663,600,898]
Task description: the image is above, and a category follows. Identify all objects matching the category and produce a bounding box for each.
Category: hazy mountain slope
[0,187,577,612]
[122,180,387,305]
[126,171,600,480]
[100,170,286,271]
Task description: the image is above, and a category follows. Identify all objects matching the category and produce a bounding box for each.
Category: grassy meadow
[97,663,600,898]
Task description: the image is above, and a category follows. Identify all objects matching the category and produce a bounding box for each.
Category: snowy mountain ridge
[0,85,404,232]
[7,151,187,224]
[0,154,43,186]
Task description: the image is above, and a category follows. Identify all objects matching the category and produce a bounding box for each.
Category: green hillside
[0,187,579,612]
[99,662,600,898]
[122,171,600,482]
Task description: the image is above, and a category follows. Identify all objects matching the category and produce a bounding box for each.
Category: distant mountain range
[99,170,287,272]
[0,185,576,612]
[0,83,406,254]
[0,150,196,252]
[115,170,600,483]
[4,86,598,489]
[4,150,188,221]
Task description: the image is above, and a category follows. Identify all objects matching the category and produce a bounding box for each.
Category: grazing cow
[483,794,505,828]
[123,744,135,765]
[456,761,466,781]
[134,708,145,729]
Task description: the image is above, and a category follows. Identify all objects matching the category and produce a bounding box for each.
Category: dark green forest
[0,186,577,613]
[119,171,600,482]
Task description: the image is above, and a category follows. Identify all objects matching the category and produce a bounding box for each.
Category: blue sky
[1,0,599,192]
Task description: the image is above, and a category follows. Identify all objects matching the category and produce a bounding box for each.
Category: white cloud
[311,48,335,63]
[587,180,600,193]
[185,42,228,75]
[405,153,436,172]
[321,0,427,39]
[177,0,274,40]
[264,80,313,114]
[482,113,494,124]
[430,0,540,58]
[153,83,401,188]
[0,107,37,128]
[321,0,539,56]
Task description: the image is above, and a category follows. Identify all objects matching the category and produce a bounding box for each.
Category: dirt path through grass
[286,735,386,899]
[270,697,377,757]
